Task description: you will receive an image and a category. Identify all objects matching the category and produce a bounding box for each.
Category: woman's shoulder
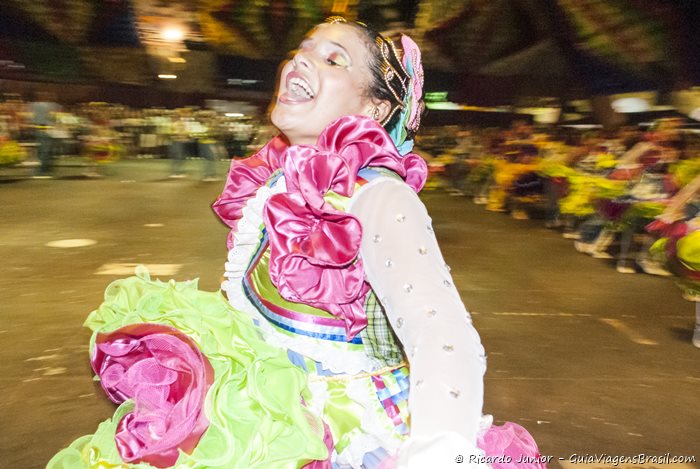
[349,169,426,218]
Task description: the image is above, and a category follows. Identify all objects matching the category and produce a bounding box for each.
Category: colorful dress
[647,174,700,298]
[49,116,544,469]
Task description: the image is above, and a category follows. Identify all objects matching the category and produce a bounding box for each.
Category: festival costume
[0,139,27,166]
[49,115,545,468]
[647,174,700,293]
[50,25,545,467]
[486,159,540,212]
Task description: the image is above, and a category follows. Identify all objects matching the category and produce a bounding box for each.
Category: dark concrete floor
[1,159,697,469]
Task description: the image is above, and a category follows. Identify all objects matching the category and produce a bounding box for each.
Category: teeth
[289,77,314,98]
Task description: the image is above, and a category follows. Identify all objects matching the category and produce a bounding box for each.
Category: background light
[161,26,185,42]
[158,74,177,79]
[611,97,650,113]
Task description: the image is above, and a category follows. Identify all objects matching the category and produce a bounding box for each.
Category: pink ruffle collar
[213,115,427,339]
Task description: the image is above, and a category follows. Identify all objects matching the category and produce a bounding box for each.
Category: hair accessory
[325,16,368,28]
[325,16,346,25]
[385,34,424,155]
[400,35,424,134]
[322,17,423,154]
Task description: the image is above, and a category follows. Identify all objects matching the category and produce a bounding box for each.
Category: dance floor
[1,159,697,468]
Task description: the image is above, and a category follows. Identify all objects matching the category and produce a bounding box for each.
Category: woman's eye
[325,52,347,67]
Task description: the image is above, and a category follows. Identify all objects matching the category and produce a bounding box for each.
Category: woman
[50,18,544,469]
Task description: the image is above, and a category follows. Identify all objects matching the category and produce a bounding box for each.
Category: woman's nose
[293,51,313,71]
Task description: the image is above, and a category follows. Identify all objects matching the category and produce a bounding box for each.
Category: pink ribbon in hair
[400,35,424,133]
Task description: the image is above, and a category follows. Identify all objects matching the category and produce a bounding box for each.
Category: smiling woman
[271,21,380,145]
[49,17,544,469]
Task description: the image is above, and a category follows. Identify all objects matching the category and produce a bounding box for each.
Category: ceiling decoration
[0,0,697,100]
[198,0,356,59]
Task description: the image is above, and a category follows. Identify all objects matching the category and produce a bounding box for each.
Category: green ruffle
[677,231,700,272]
[649,237,670,264]
[670,159,700,188]
[559,173,627,216]
[0,140,27,166]
[617,201,666,231]
[48,268,328,469]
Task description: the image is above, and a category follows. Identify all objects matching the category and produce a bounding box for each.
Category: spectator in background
[168,110,190,178]
[29,91,60,178]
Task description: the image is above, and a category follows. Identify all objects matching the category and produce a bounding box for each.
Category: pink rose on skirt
[92,324,214,468]
[478,422,548,468]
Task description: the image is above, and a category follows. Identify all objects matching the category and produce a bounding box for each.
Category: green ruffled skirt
[48,269,328,469]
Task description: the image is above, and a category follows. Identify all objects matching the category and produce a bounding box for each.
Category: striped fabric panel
[371,367,410,436]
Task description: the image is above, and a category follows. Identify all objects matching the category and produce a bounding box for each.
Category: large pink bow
[264,116,427,338]
[213,115,427,339]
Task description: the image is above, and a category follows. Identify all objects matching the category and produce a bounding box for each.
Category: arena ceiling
[1,0,698,104]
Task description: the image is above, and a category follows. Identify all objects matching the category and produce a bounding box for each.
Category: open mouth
[280,72,315,103]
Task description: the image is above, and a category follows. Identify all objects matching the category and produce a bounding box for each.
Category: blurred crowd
[420,118,700,343]
[3,92,700,343]
[0,93,266,179]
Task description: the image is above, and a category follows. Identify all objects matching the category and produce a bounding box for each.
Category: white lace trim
[220,177,377,375]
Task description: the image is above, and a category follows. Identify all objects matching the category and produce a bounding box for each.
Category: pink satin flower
[212,135,287,249]
[264,116,427,338]
[213,115,427,339]
[477,422,547,469]
[92,324,214,468]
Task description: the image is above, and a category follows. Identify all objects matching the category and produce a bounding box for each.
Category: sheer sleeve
[349,177,488,466]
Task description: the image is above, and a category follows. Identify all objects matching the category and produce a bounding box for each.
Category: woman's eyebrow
[329,41,350,56]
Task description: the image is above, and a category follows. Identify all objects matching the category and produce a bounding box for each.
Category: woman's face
[270,23,375,145]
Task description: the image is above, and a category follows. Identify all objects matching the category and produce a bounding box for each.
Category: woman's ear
[364,99,392,123]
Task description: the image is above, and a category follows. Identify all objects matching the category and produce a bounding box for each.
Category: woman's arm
[349,177,487,462]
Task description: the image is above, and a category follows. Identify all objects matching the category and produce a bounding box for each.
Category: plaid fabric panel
[360,291,404,367]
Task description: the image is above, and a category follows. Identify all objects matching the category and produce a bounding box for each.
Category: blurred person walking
[168,111,190,178]
[28,91,60,178]
[192,112,220,182]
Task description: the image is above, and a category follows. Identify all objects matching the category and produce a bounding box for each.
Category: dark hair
[325,18,419,139]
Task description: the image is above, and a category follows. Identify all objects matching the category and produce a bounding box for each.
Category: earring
[372,107,381,120]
